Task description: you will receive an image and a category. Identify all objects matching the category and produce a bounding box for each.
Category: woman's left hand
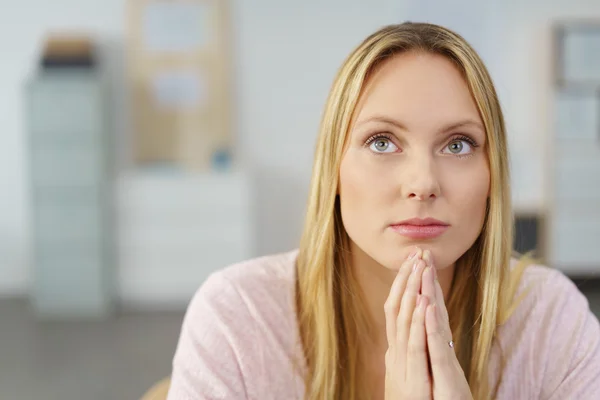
[420,250,473,400]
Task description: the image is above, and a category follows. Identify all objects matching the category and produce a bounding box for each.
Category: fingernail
[408,248,418,260]
[423,250,431,265]
[413,259,425,273]
[412,259,423,272]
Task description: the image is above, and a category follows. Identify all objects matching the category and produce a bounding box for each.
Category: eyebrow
[355,115,485,134]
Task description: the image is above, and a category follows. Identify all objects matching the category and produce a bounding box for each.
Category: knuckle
[385,348,400,363]
[383,300,396,315]
[407,342,424,356]
[403,286,417,296]
[410,316,423,330]
[396,317,407,332]
[384,349,394,365]
[411,312,423,325]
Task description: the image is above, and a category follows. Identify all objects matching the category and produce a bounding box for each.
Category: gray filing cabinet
[26,69,114,318]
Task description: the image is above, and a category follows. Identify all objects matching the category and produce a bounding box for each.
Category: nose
[401,154,441,201]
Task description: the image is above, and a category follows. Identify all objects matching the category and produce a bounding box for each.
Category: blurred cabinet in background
[550,21,600,275]
[116,170,253,309]
[26,70,114,318]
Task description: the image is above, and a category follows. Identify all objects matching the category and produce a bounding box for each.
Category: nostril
[408,193,436,200]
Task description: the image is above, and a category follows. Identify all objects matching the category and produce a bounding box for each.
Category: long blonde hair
[295,22,527,400]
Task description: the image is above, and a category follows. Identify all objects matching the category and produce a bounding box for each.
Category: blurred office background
[1,0,600,399]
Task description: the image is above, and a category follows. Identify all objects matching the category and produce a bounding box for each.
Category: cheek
[432,161,490,269]
[445,162,490,226]
[339,152,369,216]
[338,151,394,231]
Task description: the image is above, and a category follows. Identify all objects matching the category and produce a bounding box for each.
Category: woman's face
[338,51,490,271]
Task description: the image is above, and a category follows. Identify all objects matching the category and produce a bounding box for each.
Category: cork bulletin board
[126,0,232,171]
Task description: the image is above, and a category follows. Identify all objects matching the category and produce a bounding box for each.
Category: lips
[389,218,450,239]
[394,217,449,226]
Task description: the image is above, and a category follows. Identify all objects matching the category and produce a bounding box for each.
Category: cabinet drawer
[30,128,99,150]
[26,76,103,135]
[33,201,102,243]
[34,240,103,267]
[31,147,103,187]
[32,186,104,210]
[32,252,108,314]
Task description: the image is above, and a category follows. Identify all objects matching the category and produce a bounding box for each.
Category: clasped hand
[384,248,472,400]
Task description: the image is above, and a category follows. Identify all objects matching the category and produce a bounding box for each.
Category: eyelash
[450,135,479,158]
[363,133,480,157]
[364,133,394,148]
[451,134,479,149]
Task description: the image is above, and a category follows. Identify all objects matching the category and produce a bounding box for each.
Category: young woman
[166,22,600,399]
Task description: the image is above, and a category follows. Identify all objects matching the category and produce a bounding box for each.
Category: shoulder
[183,249,300,338]
[493,259,600,398]
[168,249,304,399]
[185,248,301,349]
[196,249,299,312]
[501,259,593,337]
[508,260,590,323]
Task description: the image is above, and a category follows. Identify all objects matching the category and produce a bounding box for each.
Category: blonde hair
[295,22,529,400]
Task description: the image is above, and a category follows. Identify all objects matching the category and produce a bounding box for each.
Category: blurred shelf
[115,169,254,309]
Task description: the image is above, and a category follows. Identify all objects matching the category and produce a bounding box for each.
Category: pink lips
[390,217,450,239]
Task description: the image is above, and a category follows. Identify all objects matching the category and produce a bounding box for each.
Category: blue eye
[442,136,478,156]
[445,140,470,154]
[367,136,399,153]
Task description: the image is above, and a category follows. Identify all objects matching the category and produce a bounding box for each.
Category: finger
[423,250,450,325]
[396,259,426,355]
[434,277,450,324]
[406,294,431,383]
[421,250,436,305]
[426,303,455,387]
[384,247,421,346]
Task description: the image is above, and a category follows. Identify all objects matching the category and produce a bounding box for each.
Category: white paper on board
[151,71,207,110]
[143,1,210,52]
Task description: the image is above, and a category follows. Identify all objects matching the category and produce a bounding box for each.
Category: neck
[349,244,455,352]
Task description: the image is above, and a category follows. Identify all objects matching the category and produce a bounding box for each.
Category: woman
[166,22,600,399]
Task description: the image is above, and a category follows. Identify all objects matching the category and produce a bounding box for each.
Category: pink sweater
[167,250,600,399]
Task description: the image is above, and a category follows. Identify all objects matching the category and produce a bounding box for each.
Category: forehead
[353,52,482,130]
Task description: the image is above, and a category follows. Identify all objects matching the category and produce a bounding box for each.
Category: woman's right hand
[384,247,433,400]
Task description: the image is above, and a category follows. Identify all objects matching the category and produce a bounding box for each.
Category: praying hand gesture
[384,248,472,400]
